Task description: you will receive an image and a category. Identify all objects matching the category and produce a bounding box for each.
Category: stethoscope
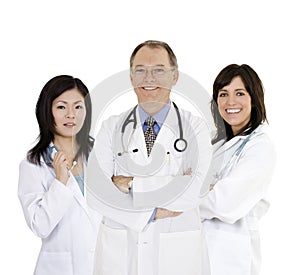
[213,130,255,183]
[118,101,188,156]
[48,145,78,172]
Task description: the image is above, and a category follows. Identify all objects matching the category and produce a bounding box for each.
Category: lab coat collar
[159,104,178,130]
[136,103,179,136]
[134,104,178,159]
[138,101,171,127]
[216,124,266,152]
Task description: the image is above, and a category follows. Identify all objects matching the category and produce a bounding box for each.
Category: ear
[172,69,179,85]
[130,72,134,85]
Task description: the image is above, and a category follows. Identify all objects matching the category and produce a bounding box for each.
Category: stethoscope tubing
[120,101,187,154]
[214,131,255,181]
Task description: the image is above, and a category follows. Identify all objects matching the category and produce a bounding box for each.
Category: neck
[139,101,168,116]
[53,136,79,157]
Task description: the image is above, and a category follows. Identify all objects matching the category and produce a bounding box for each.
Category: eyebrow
[55,100,84,104]
[134,64,166,67]
[219,88,246,92]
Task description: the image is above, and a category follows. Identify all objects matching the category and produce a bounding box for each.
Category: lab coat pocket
[158,229,209,275]
[94,223,127,275]
[205,229,251,275]
[34,251,73,275]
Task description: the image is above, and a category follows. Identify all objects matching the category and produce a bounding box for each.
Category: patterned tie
[144,116,157,157]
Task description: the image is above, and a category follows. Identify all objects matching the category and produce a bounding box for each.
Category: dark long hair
[27,75,94,166]
[211,64,267,143]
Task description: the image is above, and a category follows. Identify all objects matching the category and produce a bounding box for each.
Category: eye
[134,67,146,74]
[57,105,65,109]
[75,105,84,109]
[236,91,246,96]
[153,67,165,75]
[218,92,228,97]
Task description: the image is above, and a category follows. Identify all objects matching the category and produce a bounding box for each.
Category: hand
[154,208,182,220]
[52,151,70,185]
[112,175,133,193]
[209,184,214,191]
[183,167,192,176]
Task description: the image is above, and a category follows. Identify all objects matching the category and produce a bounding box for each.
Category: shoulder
[100,108,133,129]
[19,154,50,171]
[244,124,276,158]
[19,158,32,169]
[19,158,49,181]
[177,106,208,125]
[178,106,212,137]
[250,124,274,147]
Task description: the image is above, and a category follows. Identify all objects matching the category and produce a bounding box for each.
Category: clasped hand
[111,168,193,220]
[53,151,71,185]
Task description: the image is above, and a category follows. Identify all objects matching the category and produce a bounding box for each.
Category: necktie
[144,116,157,157]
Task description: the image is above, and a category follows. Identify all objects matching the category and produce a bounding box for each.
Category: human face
[217,76,252,135]
[52,88,86,139]
[131,46,178,110]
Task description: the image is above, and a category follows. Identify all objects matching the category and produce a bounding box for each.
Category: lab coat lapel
[154,105,178,147]
[214,127,262,165]
[214,135,245,158]
[45,143,93,220]
[131,105,178,159]
[68,172,95,219]
[46,163,92,221]
[131,110,150,159]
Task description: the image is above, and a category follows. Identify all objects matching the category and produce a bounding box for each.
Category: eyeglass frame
[130,65,176,79]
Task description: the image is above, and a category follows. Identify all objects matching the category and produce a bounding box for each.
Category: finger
[172,211,182,217]
[53,155,69,172]
[54,151,68,164]
[183,167,192,175]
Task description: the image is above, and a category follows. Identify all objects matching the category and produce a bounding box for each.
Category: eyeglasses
[131,65,175,78]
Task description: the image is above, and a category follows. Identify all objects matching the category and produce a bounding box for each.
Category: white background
[1,0,299,274]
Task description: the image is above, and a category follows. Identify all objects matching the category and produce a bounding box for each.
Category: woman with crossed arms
[200,64,276,275]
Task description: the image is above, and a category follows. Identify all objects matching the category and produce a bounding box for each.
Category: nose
[144,68,156,81]
[226,94,236,105]
[66,107,75,119]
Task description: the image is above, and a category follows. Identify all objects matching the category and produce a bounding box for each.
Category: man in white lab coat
[88,40,212,275]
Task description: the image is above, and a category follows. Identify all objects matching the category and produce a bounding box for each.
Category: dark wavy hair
[27,75,94,166]
[211,64,267,143]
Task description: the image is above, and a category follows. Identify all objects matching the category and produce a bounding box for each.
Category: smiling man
[93,40,212,275]
[129,41,178,116]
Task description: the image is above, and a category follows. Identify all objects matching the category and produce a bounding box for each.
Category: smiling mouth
[63,123,76,127]
[226,108,241,114]
[142,86,158,91]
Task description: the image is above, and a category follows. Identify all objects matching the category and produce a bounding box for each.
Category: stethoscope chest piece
[174,138,187,152]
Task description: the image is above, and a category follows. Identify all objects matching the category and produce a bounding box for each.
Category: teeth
[226,109,240,114]
[143,87,157,90]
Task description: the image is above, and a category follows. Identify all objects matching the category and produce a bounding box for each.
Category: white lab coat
[18,157,102,275]
[89,104,212,275]
[200,124,276,275]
